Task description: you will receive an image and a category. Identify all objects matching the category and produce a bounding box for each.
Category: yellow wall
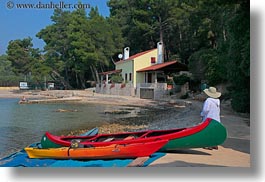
[133,49,157,87]
[115,49,158,87]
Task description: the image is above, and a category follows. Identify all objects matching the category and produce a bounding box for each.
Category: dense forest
[0,0,249,113]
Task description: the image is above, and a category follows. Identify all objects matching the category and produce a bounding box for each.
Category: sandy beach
[0,87,250,167]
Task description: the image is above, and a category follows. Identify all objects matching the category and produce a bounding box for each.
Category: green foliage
[108,0,178,54]
[6,37,34,75]
[173,74,190,85]
[188,49,208,81]
[110,74,123,83]
[0,55,22,86]
[225,0,249,113]
[230,88,250,113]
[37,7,124,88]
[0,55,12,75]
[6,38,52,86]
[188,49,226,85]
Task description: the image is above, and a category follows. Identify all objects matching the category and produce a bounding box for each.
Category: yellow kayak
[24,139,168,159]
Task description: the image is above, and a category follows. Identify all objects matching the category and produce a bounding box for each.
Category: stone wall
[96,83,135,97]
[96,82,169,100]
[136,83,168,100]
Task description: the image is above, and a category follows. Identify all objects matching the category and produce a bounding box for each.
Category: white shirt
[200,98,221,122]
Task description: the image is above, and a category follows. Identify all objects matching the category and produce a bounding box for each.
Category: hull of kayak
[41,118,227,151]
[25,140,168,159]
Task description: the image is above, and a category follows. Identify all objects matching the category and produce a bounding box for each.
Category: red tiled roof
[115,49,156,64]
[99,69,122,75]
[137,61,178,72]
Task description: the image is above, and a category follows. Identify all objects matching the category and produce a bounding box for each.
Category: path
[148,99,250,167]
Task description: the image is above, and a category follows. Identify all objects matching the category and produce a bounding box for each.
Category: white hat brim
[203,89,221,98]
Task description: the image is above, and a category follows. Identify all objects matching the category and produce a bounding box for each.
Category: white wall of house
[115,60,133,84]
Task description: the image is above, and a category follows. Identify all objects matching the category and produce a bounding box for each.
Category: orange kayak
[24,139,168,159]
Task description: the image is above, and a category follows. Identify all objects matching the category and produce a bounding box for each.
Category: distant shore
[0,87,250,167]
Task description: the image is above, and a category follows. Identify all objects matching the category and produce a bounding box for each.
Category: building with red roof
[97,42,189,99]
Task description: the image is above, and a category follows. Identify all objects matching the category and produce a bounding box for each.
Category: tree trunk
[51,70,72,89]
[64,67,70,89]
[75,71,79,88]
[93,65,100,83]
[178,24,182,53]
[90,65,96,82]
[79,73,86,89]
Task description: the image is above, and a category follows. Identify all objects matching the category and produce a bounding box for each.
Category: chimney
[157,42,163,64]
[123,47,130,60]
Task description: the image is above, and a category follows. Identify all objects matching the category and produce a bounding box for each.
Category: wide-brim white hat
[203,87,221,98]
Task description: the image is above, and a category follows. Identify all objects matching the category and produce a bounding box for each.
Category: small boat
[25,139,168,159]
[41,118,227,151]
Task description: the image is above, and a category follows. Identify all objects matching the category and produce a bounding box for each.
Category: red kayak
[41,118,227,151]
[25,139,168,159]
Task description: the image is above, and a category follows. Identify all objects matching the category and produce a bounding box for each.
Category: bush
[0,75,21,86]
[188,49,226,86]
[110,74,123,83]
[231,89,250,113]
[173,74,190,85]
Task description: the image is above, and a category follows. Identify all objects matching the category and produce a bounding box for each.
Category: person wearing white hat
[200,86,221,150]
[200,86,221,122]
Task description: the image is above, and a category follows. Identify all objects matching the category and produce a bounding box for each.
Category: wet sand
[0,88,250,167]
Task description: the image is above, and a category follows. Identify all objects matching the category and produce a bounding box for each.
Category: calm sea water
[0,98,130,158]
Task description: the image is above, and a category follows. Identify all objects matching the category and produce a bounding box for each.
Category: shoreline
[0,88,250,167]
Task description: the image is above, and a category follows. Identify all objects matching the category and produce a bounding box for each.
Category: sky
[0,0,110,55]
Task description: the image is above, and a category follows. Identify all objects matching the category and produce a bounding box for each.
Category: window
[147,73,152,83]
[125,73,128,81]
[129,73,132,81]
[151,57,156,64]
